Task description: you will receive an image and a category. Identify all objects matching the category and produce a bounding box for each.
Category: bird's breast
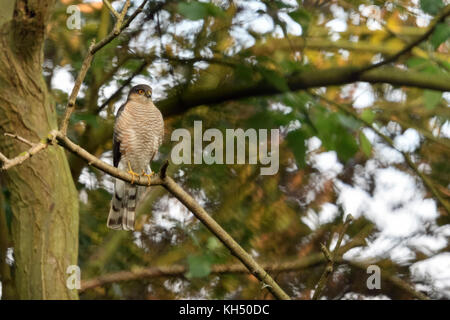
[115,101,164,171]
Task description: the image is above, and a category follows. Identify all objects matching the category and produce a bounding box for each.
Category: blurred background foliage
[33,0,450,299]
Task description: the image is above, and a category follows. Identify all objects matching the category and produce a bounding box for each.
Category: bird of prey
[107,84,164,231]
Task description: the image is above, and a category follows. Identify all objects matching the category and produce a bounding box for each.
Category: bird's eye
[138,89,144,95]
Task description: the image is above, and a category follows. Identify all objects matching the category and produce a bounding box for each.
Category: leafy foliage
[37,0,450,300]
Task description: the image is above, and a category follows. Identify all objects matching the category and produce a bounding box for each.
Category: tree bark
[0,0,79,299]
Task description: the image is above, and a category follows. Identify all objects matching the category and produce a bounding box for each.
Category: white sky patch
[337,162,442,265]
[49,1,449,298]
[359,4,383,30]
[318,203,339,225]
[302,208,320,231]
[340,82,375,109]
[149,189,208,232]
[388,244,416,265]
[51,65,74,93]
[326,4,348,33]
[277,12,302,36]
[411,253,450,298]
[384,87,406,103]
[393,128,421,152]
[52,64,87,98]
[342,292,391,300]
[311,151,343,178]
[306,136,322,153]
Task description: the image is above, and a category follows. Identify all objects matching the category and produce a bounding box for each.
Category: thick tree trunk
[0,1,79,299]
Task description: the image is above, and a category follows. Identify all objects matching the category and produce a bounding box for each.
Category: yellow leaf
[386,12,402,34]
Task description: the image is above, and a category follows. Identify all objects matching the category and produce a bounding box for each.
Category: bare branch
[80,234,369,293]
[114,0,131,35]
[4,133,34,147]
[52,132,291,299]
[80,255,326,292]
[312,215,353,300]
[310,92,450,215]
[0,138,49,171]
[340,259,430,300]
[103,0,120,18]
[98,59,151,112]
[60,0,149,135]
[357,5,450,74]
[161,174,291,300]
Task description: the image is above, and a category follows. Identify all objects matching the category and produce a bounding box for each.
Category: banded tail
[107,178,141,231]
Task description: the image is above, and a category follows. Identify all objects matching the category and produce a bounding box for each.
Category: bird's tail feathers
[107,178,140,231]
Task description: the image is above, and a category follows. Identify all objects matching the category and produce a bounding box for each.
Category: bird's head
[128,84,152,101]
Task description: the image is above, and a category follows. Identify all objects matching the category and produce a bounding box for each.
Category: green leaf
[359,131,372,157]
[420,0,444,15]
[337,114,361,130]
[423,90,442,110]
[259,67,290,92]
[178,1,224,20]
[71,113,99,128]
[406,57,429,68]
[206,237,221,251]
[312,108,359,162]
[361,109,376,124]
[186,254,212,278]
[430,23,450,49]
[286,130,307,167]
[288,8,311,32]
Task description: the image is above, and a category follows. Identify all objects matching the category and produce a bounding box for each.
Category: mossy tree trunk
[0,0,79,299]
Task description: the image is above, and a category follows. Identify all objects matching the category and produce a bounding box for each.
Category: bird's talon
[141,170,154,186]
[127,162,139,184]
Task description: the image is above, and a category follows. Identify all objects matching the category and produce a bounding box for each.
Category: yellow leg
[127,161,140,184]
[141,170,154,186]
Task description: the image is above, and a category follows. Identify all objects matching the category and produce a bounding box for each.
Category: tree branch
[54,134,290,299]
[80,234,428,300]
[0,135,49,171]
[357,5,450,74]
[60,0,148,135]
[98,59,151,111]
[340,258,430,300]
[80,233,369,293]
[312,215,353,300]
[310,92,450,215]
[103,0,120,19]
[157,66,450,118]
[80,255,325,292]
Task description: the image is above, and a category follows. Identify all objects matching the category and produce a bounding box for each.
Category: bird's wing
[113,103,126,168]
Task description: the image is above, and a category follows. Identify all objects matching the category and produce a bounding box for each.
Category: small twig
[312,215,353,300]
[4,133,34,147]
[98,59,151,111]
[356,6,450,74]
[103,0,120,18]
[80,255,326,292]
[309,92,450,214]
[0,136,50,171]
[159,160,169,179]
[54,132,290,299]
[60,41,96,135]
[60,0,149,135]
[114,0,131,35]
[340,258,430,300]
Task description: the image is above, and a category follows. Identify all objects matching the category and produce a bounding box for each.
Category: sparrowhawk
[107,84,164,231]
